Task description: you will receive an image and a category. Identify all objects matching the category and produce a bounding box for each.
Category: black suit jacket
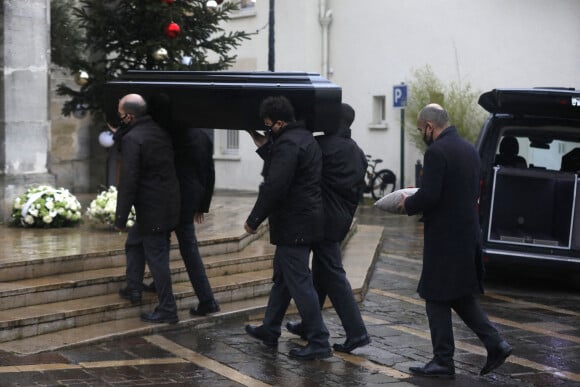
[405,126,483,301]
[316,133,367,242]
[246,122,324,246]
[174,128,215,222]
[115,115,180,233]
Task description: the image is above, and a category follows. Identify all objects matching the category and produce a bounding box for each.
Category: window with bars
[237,0,255,9]
[224,129,239,155]
[373,95,386,124]
[231,0,256,18]
[369,95,388,130]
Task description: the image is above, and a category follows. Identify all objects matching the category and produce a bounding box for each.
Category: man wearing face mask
[399,104,512,378]
[285,103,370,354]
[114,93,181,324]
[243,96,331,360]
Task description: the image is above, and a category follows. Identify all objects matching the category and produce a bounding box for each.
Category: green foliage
[51,0,84,68]
[405,65,487,153]
[53,0,251,117]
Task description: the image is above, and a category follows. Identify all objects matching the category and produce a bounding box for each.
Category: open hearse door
[476,88,580,270]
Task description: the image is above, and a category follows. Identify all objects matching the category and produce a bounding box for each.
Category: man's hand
[107,122,118,133]
[244,222,257,235]
[397,193,408,214]
[246,130,269,147]
[194,212,205,224]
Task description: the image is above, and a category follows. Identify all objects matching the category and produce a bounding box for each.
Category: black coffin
[103,71,342,132]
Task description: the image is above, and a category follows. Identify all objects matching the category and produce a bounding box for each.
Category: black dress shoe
[286,321,306,340]
[289,344,332,360]
[333,334,371,353]
[409,359,455,379]
[140,310,179,324]
[245,324,278,347]
[480,340,512,375]
[190,299,221,316]
[118,287,142,305]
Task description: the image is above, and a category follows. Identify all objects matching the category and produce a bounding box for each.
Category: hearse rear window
[494,127,580,173]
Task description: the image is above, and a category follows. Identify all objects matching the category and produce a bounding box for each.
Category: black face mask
[263,124,274,137]
[113,117,132,143]
[117,113,130,129]
[116,120,127,130]
[423,130,433,146]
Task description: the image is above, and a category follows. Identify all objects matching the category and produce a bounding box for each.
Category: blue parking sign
[393,85,408,108]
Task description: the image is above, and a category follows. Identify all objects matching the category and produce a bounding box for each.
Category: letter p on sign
[393,85,407,108]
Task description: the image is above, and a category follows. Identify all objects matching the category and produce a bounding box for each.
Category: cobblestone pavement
[1,204,579,386]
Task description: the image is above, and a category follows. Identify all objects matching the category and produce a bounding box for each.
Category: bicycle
[364,155,397,200]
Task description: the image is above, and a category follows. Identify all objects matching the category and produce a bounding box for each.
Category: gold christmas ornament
[74,70,90,86]
[153,47,169,61]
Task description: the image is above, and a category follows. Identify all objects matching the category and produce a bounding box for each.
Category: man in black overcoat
[401,103,512,378]
[114,93,180,324]
[146,94,220,316]
[243,96,331,360]
[286,103,371,353]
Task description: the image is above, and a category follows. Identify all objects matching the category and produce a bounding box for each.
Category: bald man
[400,104,512,378]
[114,93,181,324]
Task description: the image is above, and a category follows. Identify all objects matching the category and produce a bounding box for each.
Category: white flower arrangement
[86,186,135,228]
[10,185,82,228]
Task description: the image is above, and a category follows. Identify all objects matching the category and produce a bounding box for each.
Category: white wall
[215,0,580,191]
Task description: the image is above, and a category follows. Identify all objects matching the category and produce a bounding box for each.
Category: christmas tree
[53,0,251,118]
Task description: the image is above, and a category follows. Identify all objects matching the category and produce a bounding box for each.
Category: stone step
[0,296,273,355]
[0,223,268,282]
[0,238,275,311]
[0,224,383,354]
[0,268,274,343]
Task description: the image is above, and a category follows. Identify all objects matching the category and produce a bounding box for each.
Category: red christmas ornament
[161,0,175,4]
[216,0,224,4]
[164,22,181,38]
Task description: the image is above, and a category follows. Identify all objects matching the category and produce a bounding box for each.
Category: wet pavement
[0,203,579,386]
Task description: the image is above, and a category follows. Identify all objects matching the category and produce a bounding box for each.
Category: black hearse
[476,88,580,270]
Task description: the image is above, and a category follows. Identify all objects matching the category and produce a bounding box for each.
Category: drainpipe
[319,0,332,78]
[268,0,275,71]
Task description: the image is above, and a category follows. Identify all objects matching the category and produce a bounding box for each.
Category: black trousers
[426,296,502,366]
[262,245,330,347]
[174,222,215,303]
[125,226,177,315]
[312,240,367,339]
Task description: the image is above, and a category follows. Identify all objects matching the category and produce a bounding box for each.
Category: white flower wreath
[86,186,135,228]
[10,185,82,228]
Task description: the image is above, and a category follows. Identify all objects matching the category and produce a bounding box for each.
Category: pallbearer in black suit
[147,93,220,317]
[285,103,371,353]
[243,96,331,360]
[114,94,180,325]
[401,104,512,378]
